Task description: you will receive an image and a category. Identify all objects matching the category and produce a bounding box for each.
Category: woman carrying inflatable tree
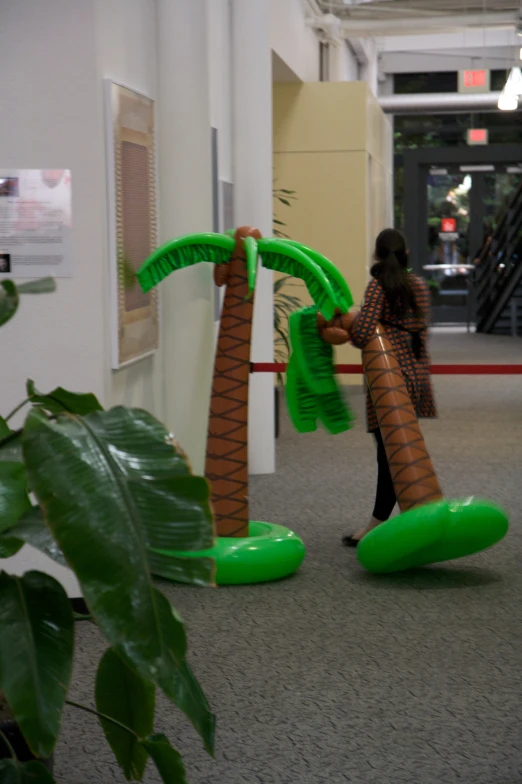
[340,229,437,546]
[137,226,353,584]
[306,228,507,573]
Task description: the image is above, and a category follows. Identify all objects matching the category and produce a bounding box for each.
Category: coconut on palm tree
[137,226,353,583]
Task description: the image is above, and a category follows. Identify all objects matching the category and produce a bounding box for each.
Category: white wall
[0,0,165,424]
[207,0,233,340]
[0,0,105,422]
[0,0,104,595]
[330,41,360,82]
[207,0,233,185]
[156,0,214,474]
[360,38,379,96]
[0,0,215,588]
[270,0,320,82]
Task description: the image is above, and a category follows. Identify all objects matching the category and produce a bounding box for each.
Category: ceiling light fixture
[498,91,519,110]
[498,67,522,110]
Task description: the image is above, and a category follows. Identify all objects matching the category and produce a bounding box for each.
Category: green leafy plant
[0,278,215,783]
[273,185,297,239]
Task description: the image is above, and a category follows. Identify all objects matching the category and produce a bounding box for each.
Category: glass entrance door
[423,166,521,324]
[425,169,472,323]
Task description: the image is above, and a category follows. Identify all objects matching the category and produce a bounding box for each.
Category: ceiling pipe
[338,12,517,37]
[348,36,371,65]
[318,0,450,18]
[379,92,503,114]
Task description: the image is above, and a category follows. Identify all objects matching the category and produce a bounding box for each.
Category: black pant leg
[371,428,397,522]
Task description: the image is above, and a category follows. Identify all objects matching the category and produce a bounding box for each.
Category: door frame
[403,144,522,274]
[402,144,522,323]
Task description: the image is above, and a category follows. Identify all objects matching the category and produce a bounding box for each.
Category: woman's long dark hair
[371,228,420,318]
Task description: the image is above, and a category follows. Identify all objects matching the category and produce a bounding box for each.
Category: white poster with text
[0,169,72,278]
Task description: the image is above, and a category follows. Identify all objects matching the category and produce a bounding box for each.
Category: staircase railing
[475,178,522,334]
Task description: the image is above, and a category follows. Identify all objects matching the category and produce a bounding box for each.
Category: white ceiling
[313,0,521,70]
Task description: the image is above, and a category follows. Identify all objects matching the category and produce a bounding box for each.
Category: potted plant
[0,278,216,782]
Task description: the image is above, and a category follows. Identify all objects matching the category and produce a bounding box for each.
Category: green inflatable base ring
[357,497,508,574]
[153,521,306,585]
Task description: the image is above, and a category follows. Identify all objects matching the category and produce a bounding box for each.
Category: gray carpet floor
[57,332,522,784]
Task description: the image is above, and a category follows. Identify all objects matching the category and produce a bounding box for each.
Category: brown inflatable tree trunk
[362,325,443,511]
[205,227,261,537]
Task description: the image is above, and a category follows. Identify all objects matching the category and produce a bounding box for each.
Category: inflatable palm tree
[138,226,353,583]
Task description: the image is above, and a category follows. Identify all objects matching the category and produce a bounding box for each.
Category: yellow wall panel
[273,82,368,154]
[274,149,368,368]
[273,81,393,384]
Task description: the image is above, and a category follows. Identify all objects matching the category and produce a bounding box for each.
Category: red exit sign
[467,128,489,145]
[464,70,486,88]
[441,218,457,233]
[459,69,490,93]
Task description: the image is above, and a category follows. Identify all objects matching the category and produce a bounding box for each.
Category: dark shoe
[341,534,360,548]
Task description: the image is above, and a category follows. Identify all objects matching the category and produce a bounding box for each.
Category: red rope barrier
[251,362,522,375]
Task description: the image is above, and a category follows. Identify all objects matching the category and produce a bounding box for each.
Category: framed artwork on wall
[104,80,159,369]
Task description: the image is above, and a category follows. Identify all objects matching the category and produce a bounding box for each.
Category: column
[232,0,275,475]
[156,0,214,474]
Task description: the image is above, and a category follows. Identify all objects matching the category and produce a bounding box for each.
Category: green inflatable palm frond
[243,236,258,294]
[275,239,353,313]
[258,239,338,321]
[137,233,235,293]
[286,306,354,436]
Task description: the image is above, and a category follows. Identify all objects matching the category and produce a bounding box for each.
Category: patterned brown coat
[350,274,437,432]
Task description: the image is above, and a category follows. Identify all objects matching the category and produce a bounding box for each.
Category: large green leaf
[22,406,215,752]
[0,536,23,558]
[0,417,10,440]
[258,239,338,320]
[148,550,215,587]
[0,463,31,533]
[0,571,74,758]
[137,233,235,293]
[167,660,214,753]
[140,475,213,552]
[27,380,103,415]
[0,281,19,327]
[95,648,155,781]
[0,507,66,567]
[0,760,55,783]
[141,734,187,784]
[0,428,23,463]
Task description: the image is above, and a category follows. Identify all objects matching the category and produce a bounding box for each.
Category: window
[394,72,458,94]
